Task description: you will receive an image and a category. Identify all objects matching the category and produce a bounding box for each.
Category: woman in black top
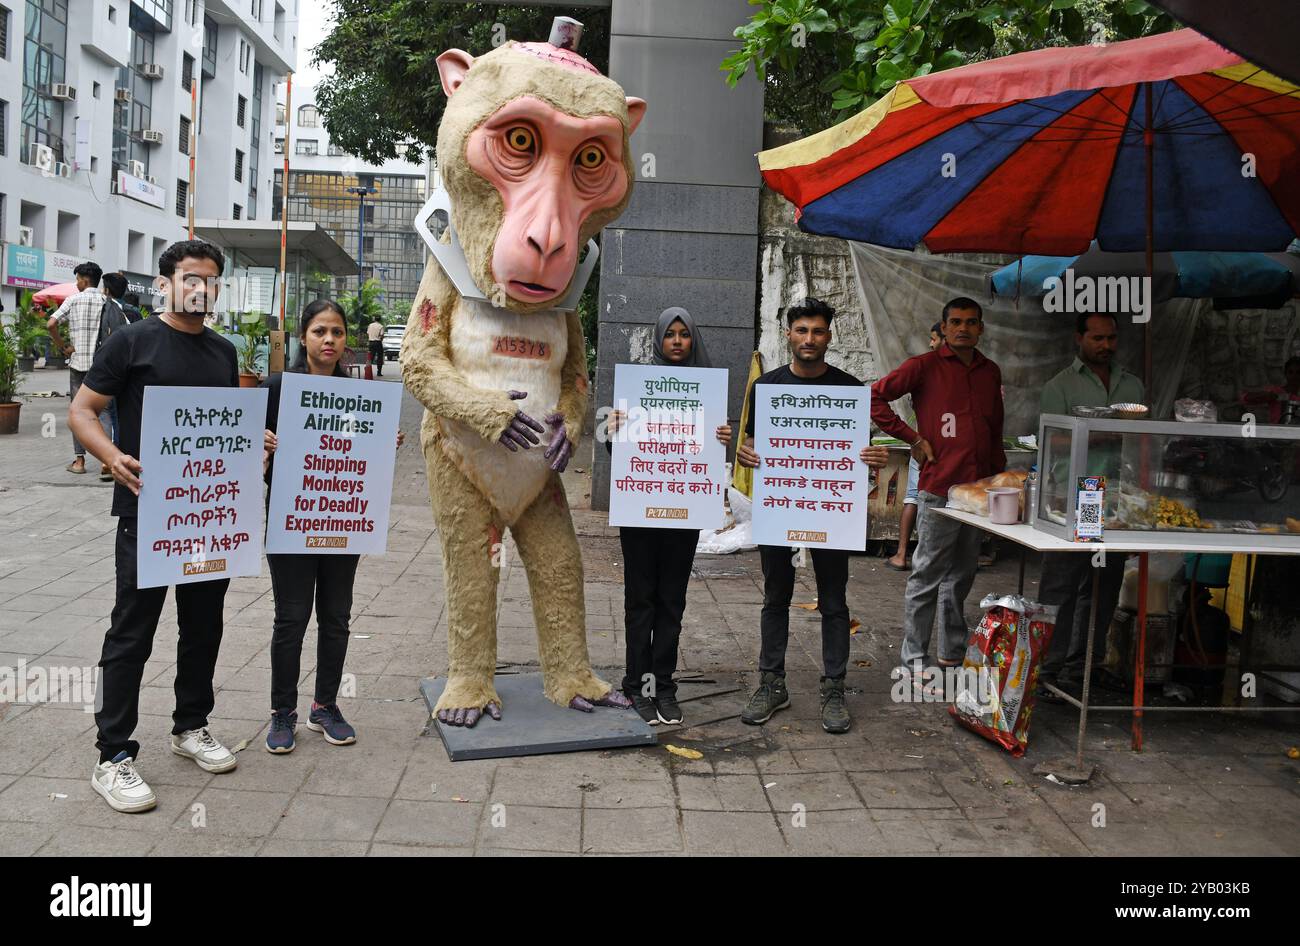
[607,307,731,726]
[260,300,403,752]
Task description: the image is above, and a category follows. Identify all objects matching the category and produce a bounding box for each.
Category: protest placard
[136,386,268,589]
[608,364,728,530]
[266,373,402,555]
[751,383,871,551]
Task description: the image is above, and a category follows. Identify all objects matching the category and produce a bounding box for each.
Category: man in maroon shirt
[871,298,1005,671]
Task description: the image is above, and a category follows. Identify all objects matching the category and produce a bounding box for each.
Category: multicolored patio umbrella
[758,29,1300,257]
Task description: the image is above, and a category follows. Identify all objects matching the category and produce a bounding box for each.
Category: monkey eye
[576,145,606,169]
[505,126,535,153]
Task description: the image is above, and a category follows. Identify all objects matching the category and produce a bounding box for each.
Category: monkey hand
[543,411,573,472]
[437,702,502,728]
[498,390,544,452]
[568,690,633,713]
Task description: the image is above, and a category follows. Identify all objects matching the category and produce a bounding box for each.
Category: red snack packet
[948,594,1058,756]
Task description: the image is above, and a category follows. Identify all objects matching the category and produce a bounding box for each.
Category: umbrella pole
[1133,82,1156,753]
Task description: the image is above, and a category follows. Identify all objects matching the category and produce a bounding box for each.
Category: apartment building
[272,81,429,309]
[0,0,297,309]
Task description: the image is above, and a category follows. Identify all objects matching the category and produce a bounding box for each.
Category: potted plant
[44,317,69,369]
[14,291,47,372]
[236,311,268,387]
[0,317,25,434]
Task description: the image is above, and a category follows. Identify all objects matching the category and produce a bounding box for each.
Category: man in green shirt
[1038,313,1144,697]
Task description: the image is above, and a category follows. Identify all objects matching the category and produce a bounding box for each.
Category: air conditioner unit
[54,162,72,179]
[115,87,132,103]
[129,159,146,178]
[146,175,159,186]
[50,83,76,101]
[18,226,34,247]
[142,130,164,145]
[28,143,55,172]
[141,63,165,80]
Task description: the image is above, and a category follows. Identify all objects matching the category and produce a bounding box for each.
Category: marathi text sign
[609,364,728,530]
[751,384,871,551]
[266,373,402,554]
[137,387,268,588]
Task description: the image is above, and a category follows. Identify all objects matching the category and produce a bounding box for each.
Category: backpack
[97,297,130,350]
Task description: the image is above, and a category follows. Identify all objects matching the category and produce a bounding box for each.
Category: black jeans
[267,552,359,713]
[1037,551,1127,681]
[95,518,229,762]
[759,545,850,680]
[368,340,384,374]
[619,526,699,699]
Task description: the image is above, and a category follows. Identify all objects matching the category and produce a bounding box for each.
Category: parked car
[383,324,406,362]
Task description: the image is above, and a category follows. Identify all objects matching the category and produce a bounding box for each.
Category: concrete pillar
[592,0,764,510]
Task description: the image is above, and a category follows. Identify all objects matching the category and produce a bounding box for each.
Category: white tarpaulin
[845,242,1202,435]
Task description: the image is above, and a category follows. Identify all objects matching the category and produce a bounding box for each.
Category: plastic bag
[948,593,1058,756]
[696,488,756,555]
[1174,398,1217,423]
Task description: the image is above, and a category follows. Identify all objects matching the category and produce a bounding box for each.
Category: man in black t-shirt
[737,299,888,735]
[69,240,243,814]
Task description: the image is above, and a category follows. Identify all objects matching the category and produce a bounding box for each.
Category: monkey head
[435,38,646,313]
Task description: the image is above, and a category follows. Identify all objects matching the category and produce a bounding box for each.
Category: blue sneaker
[265,710,297,754]
[307,702,356,746]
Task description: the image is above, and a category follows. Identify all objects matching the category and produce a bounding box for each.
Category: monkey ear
[625,97,647,135]
[437,49,475,98]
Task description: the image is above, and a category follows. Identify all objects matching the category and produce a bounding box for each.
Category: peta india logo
[1042,269,1152,324]
[49,877,151,926]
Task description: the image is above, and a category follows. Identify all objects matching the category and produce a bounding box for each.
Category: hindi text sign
[751,384,870,551]
[609,364,728,530]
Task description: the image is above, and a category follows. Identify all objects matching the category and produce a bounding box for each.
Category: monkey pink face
[466,96,630,304]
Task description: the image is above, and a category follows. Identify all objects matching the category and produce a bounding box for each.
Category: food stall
[933,409,1300,779]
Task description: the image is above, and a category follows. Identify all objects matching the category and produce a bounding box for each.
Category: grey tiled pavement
[1,371,1298,856]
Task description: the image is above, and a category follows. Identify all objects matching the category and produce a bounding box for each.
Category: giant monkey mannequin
[402,21,646,727]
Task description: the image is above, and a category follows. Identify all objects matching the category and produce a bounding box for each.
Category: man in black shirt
[70,240,243,814]
[737,298,887,734]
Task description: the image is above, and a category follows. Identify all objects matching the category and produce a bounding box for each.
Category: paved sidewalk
[0,377,1297,855]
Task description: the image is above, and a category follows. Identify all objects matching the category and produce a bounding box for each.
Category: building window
[179,115,190,153]
[237,95,246,128]
[0,5,9,60]
[295,138,317,156]
[202,15,217,77]
[327,142,345,157]
[274,2,284,42]
[235,149,243,182]
[21,0,69,164]
[176,178,188,217]
[239,39,250,74]
[182,53,193,92]
[297,104,318,128]
[232,203,241,220]
[0,99,6,156]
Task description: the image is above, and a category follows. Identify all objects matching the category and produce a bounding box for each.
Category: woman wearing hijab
[606,307,731,726]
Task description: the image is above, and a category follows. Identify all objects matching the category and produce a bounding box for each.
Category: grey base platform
[419,673,657,761]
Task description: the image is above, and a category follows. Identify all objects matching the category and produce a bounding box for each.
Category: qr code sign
[1074,476,1106,542]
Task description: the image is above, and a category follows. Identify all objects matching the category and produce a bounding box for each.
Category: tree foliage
[722,0,1178,134]
[313,2,610,165]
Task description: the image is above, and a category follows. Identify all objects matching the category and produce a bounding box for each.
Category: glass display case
[1035,413,1300,548]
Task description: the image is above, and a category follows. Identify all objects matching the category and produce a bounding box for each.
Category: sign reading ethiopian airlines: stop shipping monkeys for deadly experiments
[266,373,401,555]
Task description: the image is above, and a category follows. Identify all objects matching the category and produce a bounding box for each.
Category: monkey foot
[568,690,633,713]
[437,702,502,728]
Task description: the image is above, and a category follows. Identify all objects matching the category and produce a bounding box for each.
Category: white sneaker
[91,754,157,813]
[170,727,237,773]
